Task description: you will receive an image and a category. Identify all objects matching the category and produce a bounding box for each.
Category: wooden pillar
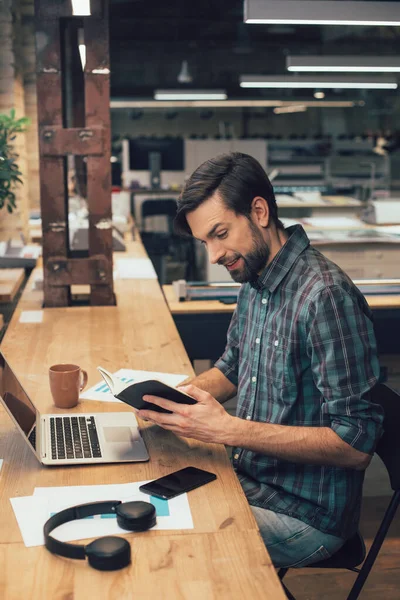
[34,0,115,307]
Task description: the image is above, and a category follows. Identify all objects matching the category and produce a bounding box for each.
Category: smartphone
[139,466,217,500]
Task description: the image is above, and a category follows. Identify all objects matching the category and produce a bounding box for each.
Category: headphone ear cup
[85,536,131,571]
[115,501,157,531]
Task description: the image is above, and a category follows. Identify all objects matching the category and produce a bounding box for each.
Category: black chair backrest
[141,199,178,219]
[141,199,178,235]
[370,383,400,492]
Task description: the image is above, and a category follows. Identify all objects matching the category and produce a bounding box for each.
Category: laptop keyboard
[50,416,102,460]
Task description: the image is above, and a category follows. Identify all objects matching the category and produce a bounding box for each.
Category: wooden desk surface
[0,531,282,600]
[0,269,25,303]
[0,237,284,599]
[163,285,400,314]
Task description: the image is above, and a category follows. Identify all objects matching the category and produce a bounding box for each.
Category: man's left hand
[137,384,233,444]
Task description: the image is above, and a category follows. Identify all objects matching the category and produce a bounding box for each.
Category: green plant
[0,109,30,213]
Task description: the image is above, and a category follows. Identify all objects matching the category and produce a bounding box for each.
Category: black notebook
[97,367,196,414]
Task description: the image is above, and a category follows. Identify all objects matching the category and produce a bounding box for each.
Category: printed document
[11,480,194,547]
[80,368,188,402]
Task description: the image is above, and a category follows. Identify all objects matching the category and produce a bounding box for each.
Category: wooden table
[0,269,25,304]
[163,285,400,314]
[163,284,400,361]
[0,237,284,599]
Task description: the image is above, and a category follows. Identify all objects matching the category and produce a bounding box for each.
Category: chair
[140,198,197,283]
[279,382,400,600]
[141,198,178,234]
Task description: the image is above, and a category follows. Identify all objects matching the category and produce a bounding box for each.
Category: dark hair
[175,152,283,235]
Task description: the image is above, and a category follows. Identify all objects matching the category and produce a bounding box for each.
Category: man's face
[186,193,270,283]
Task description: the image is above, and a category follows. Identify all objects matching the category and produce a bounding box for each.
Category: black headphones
[43,500,156,571]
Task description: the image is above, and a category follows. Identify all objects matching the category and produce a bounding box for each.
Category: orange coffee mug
[49,364,88,409]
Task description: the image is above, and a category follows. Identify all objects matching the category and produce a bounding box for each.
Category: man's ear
[251,196,270,228]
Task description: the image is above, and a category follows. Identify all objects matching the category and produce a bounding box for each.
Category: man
[138,152,384,568]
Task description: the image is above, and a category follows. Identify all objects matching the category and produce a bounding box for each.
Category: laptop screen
[0,353,37,448]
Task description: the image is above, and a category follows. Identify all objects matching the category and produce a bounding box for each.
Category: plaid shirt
[215,225,384,539]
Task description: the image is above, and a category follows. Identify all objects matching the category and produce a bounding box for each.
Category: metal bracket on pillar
[40,127,105,156]
[46,255,112,286]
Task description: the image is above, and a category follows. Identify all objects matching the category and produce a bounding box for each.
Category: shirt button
[262,298,267,305]
[234,453,239,460]
[255,338,260,344]
[246,415,251,420]
[252,376,257,383]
[274,340,279,346]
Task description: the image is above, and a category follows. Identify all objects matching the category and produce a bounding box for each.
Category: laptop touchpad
[103,426,133,443]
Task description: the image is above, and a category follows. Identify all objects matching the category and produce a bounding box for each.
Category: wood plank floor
[283,495,400,599]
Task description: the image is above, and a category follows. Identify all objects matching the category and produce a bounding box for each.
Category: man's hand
[138,384,372,470]
[137,384,234,444]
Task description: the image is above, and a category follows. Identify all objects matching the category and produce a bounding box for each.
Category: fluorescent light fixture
[78,44,86,70]
[177,60,193,83]
[154,90,227,100]
[111,99,358,109]
[71,0,91,16]
[314,91,325,99]
[273,105,307,114]
[240,75,398,90]
[244,1,400,26]
[287,56,400,73]
[78,28,85,70]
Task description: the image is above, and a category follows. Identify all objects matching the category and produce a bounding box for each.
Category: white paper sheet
[11,480,194,547]
[80,368,188,402]
[115,258,157,280]
[306,228,400,244]
[275,194,298,204]
[303,216,364,229]
[305,230,326,241]
[375,225,400,235]
[19,310,43,323]
[293,191,322,203]
[10,496,50,547]
[322,195,361,207]
[364,200,400,225]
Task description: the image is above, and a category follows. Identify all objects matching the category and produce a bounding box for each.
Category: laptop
[0,352,149,465]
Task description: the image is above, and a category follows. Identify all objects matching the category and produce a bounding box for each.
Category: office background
[1,2,400,597]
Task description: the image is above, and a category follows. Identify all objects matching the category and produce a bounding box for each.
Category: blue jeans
[251,506,345,568]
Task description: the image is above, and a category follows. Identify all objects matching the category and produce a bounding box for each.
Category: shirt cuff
[214,358,238,387]
[331,417,383,455]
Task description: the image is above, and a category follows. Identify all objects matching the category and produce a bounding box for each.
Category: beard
[219,221,270,284]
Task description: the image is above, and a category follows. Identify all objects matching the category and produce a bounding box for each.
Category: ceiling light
[154,90,227,101]
[177,60,193,83]
[314,91,325,99]
[111,99,358,109]
[273,105,307,114]
[287,56,400,73]
[244,0,400,26]
[71,0,91,16]
[240,75,398,90]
